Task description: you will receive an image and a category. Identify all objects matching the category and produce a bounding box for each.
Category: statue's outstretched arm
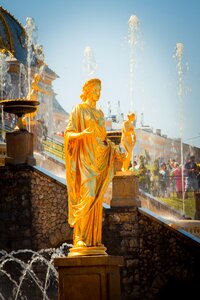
[66,128,94,141]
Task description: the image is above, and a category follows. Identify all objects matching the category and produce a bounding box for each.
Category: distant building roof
[53,97,68,115]
[0,6,27,63]
[0,6,58,79]
[138,126,153,133]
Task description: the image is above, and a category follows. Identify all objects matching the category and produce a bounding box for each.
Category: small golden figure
[25,73,51,120]
[27,73,51,101]
[121,112,136,172]
[64,78,125,256]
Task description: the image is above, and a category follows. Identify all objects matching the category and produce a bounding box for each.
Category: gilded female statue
[121,112,136,172]
[64,78,125,256]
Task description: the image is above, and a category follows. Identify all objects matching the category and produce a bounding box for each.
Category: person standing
[159,163,170,198]
[172,162,185,198]
[184,155,198,196]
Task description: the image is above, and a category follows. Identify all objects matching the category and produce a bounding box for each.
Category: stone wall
[0,165,33,249]
[30,167,72,250]
[1,164,200,299]
[0,165,72,251]
[103,206,200,300]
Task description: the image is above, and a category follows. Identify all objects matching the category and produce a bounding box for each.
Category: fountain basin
[0,98,39,116]
[0,98,40,131]
[0,98,40,166]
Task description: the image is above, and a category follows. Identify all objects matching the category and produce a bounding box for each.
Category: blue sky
[1,0,200,147]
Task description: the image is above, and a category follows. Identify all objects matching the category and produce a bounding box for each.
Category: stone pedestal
[0,142,6,166]
[110,172,141,207]
[5,130,36,166]
[114,159,123,174]
[54,255,123,300]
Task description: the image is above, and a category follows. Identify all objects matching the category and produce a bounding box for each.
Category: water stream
[0,52,11,141]
[82,46,97,76]
[174,42,186,216]
[128,15,140,113]
[0,243,71,300]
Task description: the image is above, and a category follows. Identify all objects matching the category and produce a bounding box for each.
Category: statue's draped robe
[121,121,135,154]
[121,120,136,171]
[64,103,115,246]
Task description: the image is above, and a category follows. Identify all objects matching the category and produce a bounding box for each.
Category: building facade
[0,6,67,139]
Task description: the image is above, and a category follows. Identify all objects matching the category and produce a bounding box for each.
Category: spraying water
[174,42,185,216]
[24,17,38,94]
[0,244,71,300]
[128,15,140,113]
[18,63,27,98]
[34,44,45,67]
[117,100,122,123]
[24,17,38,131]
[0,52,12,141]
[24,18,52,138]
[107,101,111,118]
[82,46,97,76]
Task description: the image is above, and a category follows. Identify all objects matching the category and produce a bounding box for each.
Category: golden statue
[121,112,136,172]
[25,73,51,120]
[64,78,125,257]
[27,73,48,101]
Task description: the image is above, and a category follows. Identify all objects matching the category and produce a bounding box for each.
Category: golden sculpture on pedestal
[26,73,51,120]
[121,112,136,172]
[64,78,125,257]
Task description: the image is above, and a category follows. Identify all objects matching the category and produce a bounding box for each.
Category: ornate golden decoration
[25,73,51,120]
[0,6,26,52]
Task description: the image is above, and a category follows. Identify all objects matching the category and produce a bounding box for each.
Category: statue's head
[127,112,136,121]
[34,73,42,82]
[80,78,101,102]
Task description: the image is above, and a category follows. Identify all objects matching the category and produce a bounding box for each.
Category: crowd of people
[130,154,200,199]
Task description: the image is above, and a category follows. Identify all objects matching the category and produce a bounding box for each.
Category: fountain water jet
[174,42,186,216]
[24,17,38,94]
[24,19,53,138]
[0,52,12,141]
[18,63,27,99]
[82,46,97,76]
[0,244,71,300]
[128,15,140,113]
[24,17,38,132]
